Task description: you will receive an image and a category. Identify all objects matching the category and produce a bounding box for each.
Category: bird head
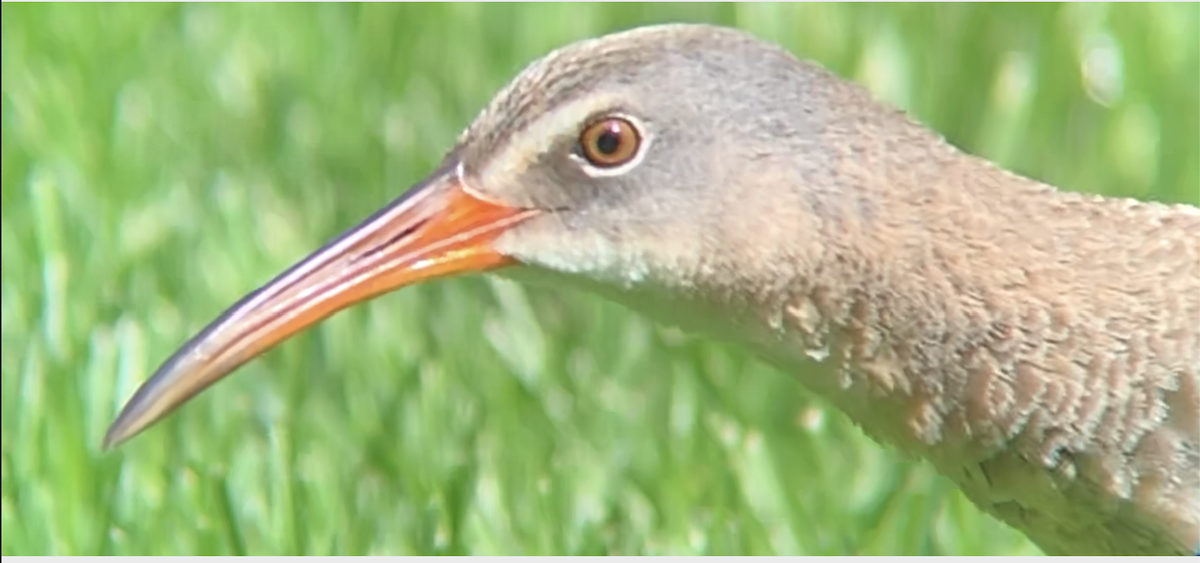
[105,23,872,447]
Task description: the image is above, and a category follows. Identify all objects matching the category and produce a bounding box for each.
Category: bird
[103,23,1199,556]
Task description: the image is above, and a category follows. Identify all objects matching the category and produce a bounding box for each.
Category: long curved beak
[103,164,538,449]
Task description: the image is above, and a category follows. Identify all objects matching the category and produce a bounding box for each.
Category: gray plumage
[453,24,1200,555]
[101,22,1200,556]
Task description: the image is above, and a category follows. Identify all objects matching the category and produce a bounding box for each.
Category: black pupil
[595,124,622,155]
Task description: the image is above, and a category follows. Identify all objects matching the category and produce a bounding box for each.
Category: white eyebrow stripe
[477,93,642,185]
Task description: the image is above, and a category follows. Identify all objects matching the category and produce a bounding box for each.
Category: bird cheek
[491,213,646,288]
[471,160,581,212]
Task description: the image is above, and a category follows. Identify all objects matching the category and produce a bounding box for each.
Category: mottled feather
[455,24,1200,555]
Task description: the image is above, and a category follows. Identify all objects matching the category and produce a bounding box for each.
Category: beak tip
[103,399,151,451]
[102,421,130,451]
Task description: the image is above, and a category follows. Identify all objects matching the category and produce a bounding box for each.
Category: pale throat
[496,228,879,395]
[494,227,964,459]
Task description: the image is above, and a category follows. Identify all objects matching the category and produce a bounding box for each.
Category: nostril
[353,218,429,263]
[387,219,428,246]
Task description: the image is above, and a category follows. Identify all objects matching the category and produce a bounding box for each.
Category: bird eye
[579,117,641,168]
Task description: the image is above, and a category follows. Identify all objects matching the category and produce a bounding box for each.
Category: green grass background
[2,3,1197,556]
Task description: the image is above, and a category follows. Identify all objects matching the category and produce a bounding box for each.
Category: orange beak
[103,164,539,449]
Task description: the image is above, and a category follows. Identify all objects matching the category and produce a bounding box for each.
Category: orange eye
[579,117,641,167]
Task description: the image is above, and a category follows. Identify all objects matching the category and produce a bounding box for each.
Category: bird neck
[500,154,1200,552]
[681,143,1200,555]
[496,100,1199,555]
